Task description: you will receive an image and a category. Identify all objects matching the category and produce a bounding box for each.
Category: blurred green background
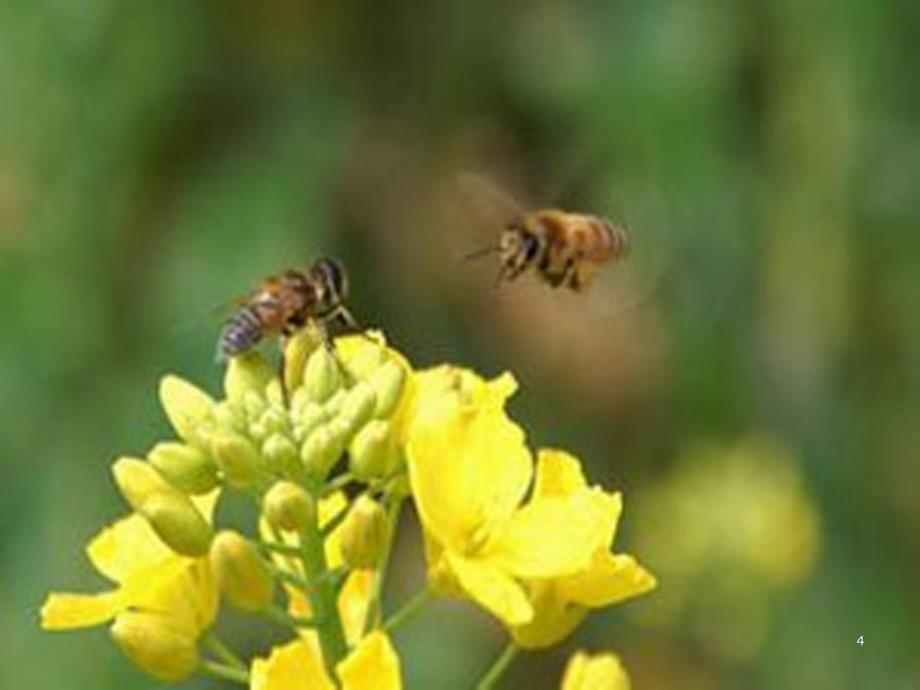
[3,1,918,688]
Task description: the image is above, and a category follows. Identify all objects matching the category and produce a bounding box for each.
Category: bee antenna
[462,245,501,261]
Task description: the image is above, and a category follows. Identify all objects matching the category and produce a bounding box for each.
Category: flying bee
[217,257,359,362]
[460,175,631,293]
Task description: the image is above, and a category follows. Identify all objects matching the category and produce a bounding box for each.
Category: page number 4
[857,636,864,646]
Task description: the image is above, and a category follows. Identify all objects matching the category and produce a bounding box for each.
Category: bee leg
[315,318,358,386]
[333,305,377,344]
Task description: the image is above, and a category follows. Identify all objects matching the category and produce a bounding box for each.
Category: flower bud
[212,401,246,433]
[304,348,342,403]
[243,390,268,422]
[265,378,286,407]
[224,352,275,403]
[159,375,215,445]
[112,457,175,511]
[148,442,219,495]
[337,382,377,436]
[344,342,384,380]
[339,495,389,569]
[349,420,398,481]
[264,480,316,531]
[283,329,314,394]
[300,425,344,479]
[210,530,274,611]
[262,433,299,476]
[260,407,291,436]
[210,433,262,488]
[368,361,406,418]
[323,388,347,417]
[141,492,213,556]
[296,402,327,442]
[110,611,198,681]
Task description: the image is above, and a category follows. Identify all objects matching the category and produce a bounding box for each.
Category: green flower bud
[159,376,215,445]
[290,387,311,416]
[283,329,314,394]
[243,390,268,422]
[110,611,198,681]
[304,348,342,403]
[300,425,343,479]
[295,402,327,442]
[148,442,219,495]
[260,407,291,436]
[224,352,274,403]
[339,495,389,569]
[337,382,377,437]
[323,388,347,417]
[368,361,407,418]
[348,420,399,481]
[112,457,174,511]
[264,480,316,531]
[265,378,286,408]
[262,433,299,476]
[210,433,262,488]
[209,530,274,611]
[140,492,213,556]
[212,401,246,433]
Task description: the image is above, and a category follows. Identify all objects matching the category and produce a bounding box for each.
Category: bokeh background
[3,1,919,688]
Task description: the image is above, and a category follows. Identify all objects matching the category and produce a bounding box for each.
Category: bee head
[312,257,349,313]
[499,224,540,277]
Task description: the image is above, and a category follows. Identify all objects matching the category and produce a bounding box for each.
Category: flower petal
[407,395,531,554]
[87,513,174,583]
[534,449,588,498]
[561,651,631,690]
[559,553,657,608]
[510,582,586,649]
[251,639,334,690]
[487,491,609,579]
[40,591,122,630]
[338,570,374,647]
[336,631,402,690]
[445,552,533,626]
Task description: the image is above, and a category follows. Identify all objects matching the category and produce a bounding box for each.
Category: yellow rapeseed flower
[511,450,656,648]
[250,630,401,690]
[561,651,630,690]
[406,367,612,627]
[41,491,219,636]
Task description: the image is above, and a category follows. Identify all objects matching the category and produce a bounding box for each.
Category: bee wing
[446,172,529,258]
[584,181,674,318]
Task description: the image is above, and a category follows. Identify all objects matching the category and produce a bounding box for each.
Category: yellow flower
[251,630,401,690]
[561,651,630,690]
[41,491,220,637]
[511,450,656,648]
[406,367,612,627]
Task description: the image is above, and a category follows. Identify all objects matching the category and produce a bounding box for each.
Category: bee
[461,176,631,292]
[217,257,359,361]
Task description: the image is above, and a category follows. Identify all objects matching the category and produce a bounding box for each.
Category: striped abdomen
[218,304,267,359]
[543,212,630,263]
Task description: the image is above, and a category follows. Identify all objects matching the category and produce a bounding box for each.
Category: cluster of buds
[42,329,654,690]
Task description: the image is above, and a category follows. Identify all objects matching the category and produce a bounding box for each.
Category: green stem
[260,539,304,557]
[200,660,249,685]
[475,642,519,690]
[299,515,348,678]
[363,495,404,634]
[320,503,350,539]
[322,472,355,497]
[382,588,430,632]
[203,633,246,670]
[269,565,312,590]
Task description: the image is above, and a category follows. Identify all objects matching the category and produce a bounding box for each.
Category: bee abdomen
[602,219,630,260]
[218,306,263,359]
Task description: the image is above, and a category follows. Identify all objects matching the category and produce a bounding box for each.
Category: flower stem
[259,539,303,556]
[299,514,348,677]
[475,642,519,690]
[200,660,249,685]
[363,495,404,634]
[382,588,430,632]
[203,633,246,670]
